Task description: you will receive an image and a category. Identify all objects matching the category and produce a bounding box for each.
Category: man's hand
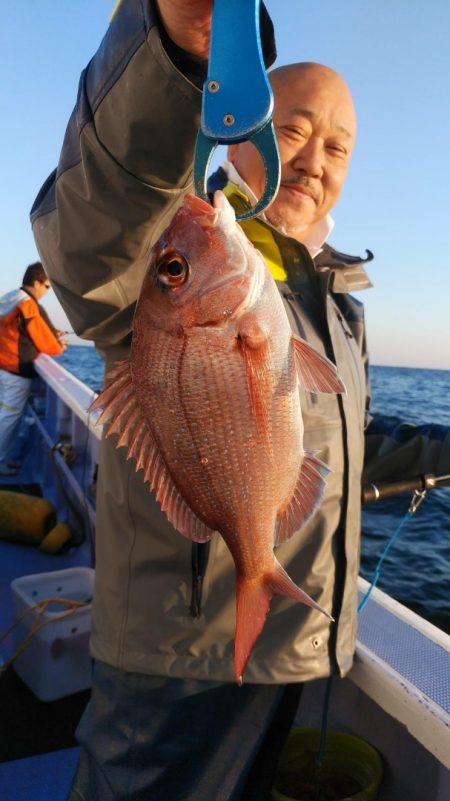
[155,0,213,59]
[55,330,69,350]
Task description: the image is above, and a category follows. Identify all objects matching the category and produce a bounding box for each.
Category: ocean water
[59,345,105,393]
[59,348,450,634]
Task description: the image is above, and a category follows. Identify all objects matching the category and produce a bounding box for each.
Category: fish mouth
[219,234,265,320]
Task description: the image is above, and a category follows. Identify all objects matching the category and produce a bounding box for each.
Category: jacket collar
[314,244,374,292]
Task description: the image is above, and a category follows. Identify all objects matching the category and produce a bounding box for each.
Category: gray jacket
[31,0,450,683]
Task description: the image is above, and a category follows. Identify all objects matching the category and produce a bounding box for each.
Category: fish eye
[157,253,189,287]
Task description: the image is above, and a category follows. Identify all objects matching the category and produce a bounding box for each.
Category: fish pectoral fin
[235,562,332,683]
[292,335,346,394]
[238,321,272,439]
[89,358,214,544]
[238,318,270,351]
[275,452,330,545]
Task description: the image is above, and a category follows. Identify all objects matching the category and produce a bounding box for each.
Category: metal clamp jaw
[408,489,427,514]
[193,0,281,221]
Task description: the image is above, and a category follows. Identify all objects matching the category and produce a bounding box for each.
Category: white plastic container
[10,566,94,701]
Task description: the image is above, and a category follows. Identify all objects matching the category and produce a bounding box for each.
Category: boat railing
[354,577,450,770]
[26,355,102,547]
[34,354,102,440]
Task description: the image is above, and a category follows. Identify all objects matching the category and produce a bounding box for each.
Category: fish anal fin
[234,560,332,683]
[275,452,330,546]
[267,561,332,621]
[292,336,346,394]
[90,359,214,544]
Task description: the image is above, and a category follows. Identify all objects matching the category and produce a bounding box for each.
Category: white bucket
[10,567,94,701]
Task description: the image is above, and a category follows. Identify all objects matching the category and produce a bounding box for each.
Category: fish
[90,191,345,683]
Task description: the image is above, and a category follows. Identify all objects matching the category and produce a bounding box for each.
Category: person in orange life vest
[0,261,67,475]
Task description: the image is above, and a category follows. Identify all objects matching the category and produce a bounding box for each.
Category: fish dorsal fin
[238,317,272,441]
[275,451,330,546]
[89,360,214,544]
[292,336,346,394]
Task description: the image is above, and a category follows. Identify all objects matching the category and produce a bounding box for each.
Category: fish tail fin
[234,575,273,686]
[234,562,333,685]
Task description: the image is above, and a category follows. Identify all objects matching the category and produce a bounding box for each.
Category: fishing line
[357,492,425,613]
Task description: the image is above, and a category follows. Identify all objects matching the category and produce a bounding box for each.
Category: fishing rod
[362,472,450,505]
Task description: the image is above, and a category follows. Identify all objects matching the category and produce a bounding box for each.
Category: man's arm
[364,415,450,487]
[154,0,213,58]
[21,301,64,357]
[31,0,275,355]
[361,316,450,488]
[31,0,208,350]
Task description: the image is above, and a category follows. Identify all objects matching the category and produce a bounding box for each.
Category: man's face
[228,65,356,241]
[32,279,51,300]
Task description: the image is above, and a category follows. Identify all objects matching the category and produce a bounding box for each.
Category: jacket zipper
[334,308,363,412]
[190,541,211,617]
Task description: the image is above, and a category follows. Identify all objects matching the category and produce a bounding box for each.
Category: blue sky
[1,1,449,369]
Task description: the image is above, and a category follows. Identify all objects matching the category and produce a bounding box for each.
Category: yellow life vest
[223,182,288,282]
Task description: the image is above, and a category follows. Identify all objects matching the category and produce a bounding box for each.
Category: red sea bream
[91,191,345,682]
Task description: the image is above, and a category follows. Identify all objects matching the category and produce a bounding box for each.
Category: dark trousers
[68,660,302,801]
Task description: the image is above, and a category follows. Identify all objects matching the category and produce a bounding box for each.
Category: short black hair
[22,261,47,287]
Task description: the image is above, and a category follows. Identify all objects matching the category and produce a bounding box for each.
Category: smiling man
[229,63,357,243]
[30,3,450,800]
